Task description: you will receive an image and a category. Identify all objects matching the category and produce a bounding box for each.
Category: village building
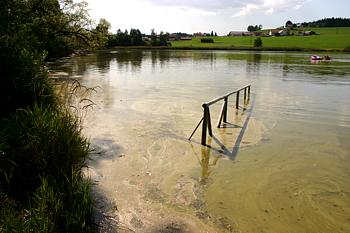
[168,33,192,41]
[268,28,289,36]
[229,31,254,36]
[193,32,211,37]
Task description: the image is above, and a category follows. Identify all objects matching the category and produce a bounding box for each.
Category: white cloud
[265,8,274,15]
[145,0,306,18]
[294,4,303,9]
[145,0,248,10]
[233,4,259,17]
[233,0,306,17]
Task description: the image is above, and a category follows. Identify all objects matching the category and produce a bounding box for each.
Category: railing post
[248,85,251,99]
[217,97,228,128]
[201,105,208,145]
[207,107,213,136]
[201,104,213,144]
[223,97,228,122]
[236,91,240,109]
[244,88,247,104]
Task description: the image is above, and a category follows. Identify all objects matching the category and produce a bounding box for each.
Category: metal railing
[189,85,251,145]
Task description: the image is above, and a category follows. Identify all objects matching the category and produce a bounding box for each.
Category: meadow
[171,27,350,51]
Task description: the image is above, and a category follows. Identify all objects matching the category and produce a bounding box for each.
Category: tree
[285,20,293,28]
[31,0,95,57]
[214,32,217,36]
[150,30,170,46]
[211,31,214,36]
[247,25,262,32]
[130,28,144,46]
[94,18,111,47]
[254,37,263,47]
[0,0,97,115]
[301,17,350,27]
[107,28,146,46]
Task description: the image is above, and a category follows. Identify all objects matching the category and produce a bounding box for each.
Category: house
[252,31,267,37]
[268,29,280,36]
[168,34,179,41]
[279,29,289,36]
[168,33,192,41]
[180,37,192,40]
[229,31,253,36]
[193,32,204,37]
[194,32,211,37]
[268,28,289,36]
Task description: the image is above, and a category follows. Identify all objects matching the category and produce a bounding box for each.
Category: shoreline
[105,45,350,53]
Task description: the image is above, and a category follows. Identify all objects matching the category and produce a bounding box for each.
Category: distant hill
[301,17,350,27]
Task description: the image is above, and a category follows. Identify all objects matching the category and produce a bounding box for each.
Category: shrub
[201,38,214,43]
[344,45,350,52]
[254,37,263,47]
[0,104,90,199]
[0,45,54,118]
[0,103,93,231]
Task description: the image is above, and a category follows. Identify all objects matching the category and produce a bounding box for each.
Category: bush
[201,38,214,43]
[254,37,263,47]
[0,45,54,118]
[344,45,350,52]
[0,103,93,231]
[0,104,90,198]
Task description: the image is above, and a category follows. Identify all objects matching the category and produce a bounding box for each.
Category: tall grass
[0,95,94,232]
[0,103,89,196]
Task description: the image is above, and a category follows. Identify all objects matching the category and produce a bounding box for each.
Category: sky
[83,0,350,35]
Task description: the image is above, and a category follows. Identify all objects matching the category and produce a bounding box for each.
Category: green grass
[171,27,350,50]
[0,103,94,232]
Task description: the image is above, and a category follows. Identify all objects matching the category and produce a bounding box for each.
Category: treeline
[107,29,170,47]
[301,17,350,27]
[0,0,103,231]
[108,29,145,46]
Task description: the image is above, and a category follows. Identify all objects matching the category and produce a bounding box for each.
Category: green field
[171,28,350,51]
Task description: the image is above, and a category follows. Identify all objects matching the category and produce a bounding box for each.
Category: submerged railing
[188,85,251,145]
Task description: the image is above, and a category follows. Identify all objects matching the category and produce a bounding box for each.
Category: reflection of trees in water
[114,50,144,72]
[246,53,262,72]
[69,50,145,74]
[95,52,114,72]
[150,50,171,69]
[282,63,350,81]
[192,51,217,69]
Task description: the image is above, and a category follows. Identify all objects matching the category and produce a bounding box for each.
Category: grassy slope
[171,27,350,50]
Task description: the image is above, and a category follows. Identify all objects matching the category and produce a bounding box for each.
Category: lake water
[50,50,350,233]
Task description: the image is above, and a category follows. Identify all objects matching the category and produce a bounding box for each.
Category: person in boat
[311,55,322,60]
[310,55,331,61]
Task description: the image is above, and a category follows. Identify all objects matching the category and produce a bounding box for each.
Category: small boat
[310,55,322,60]
[310,55,332,63]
